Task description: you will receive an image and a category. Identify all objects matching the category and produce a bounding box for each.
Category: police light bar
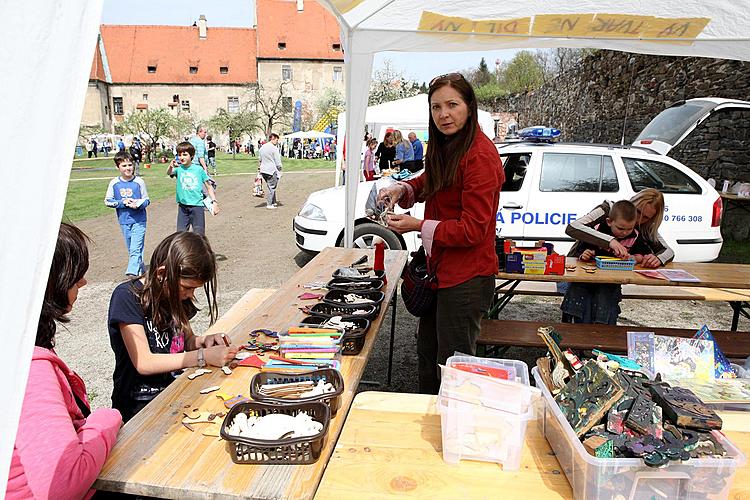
[518,126,561,142]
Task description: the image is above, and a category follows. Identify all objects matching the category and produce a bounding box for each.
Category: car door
[522,149,622,255]
[496,152,533,241]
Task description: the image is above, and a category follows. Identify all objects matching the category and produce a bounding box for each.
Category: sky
[100,0,520,82]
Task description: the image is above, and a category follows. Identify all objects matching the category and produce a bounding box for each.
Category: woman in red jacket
[377,73,504,393]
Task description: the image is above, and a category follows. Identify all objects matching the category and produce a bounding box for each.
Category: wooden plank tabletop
[95,247,408,499]
[497,257,750,289]
[315,392,750,499]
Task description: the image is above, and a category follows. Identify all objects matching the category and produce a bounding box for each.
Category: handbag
[253,172,264,197]
[401,246,438,317]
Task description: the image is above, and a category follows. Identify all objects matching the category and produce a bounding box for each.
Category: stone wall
[493,50,750,240]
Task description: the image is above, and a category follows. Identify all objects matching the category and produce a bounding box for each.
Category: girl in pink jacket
[6,224,122,499]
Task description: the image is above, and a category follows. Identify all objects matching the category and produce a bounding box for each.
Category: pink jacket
[6,347,122,499]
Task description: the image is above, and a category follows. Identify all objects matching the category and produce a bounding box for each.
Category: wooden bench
[492,281,750,330]
[477,319,750,359]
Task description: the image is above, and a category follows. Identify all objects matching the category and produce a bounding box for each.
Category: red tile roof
[99,25,257,84]
[89,37,107,82]
[256,0,344,60]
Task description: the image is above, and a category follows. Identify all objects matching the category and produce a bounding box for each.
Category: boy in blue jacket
[105,151,150,276]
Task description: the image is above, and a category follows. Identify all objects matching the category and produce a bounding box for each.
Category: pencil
[221,334,231,347]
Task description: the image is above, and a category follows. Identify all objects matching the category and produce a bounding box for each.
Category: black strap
[73,392,91,418]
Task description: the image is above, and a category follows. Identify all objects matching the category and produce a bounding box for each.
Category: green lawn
[64,152,334,222]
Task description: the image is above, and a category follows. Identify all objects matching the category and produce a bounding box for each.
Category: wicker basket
[594,256,636,271]
[326,278,384,291]
[298,315,370,355]
[308,302,379,321]
[250,368,345,414]
[219,401,330,465]
[322,289,384,311]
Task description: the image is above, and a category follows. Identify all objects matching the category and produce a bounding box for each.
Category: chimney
[198,15,207,39]
[296,0,304,12]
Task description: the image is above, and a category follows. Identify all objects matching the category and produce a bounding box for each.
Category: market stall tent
[334,93,496,186]
[4,1,750,494]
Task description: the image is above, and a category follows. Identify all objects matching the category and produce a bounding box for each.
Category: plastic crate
[307,302,378,321]
[595,256,636,271]
[437,392,535,470]
[250,368,344,415]
[531,367,747,499]
[326,278,384,291]
[219,401,330,465]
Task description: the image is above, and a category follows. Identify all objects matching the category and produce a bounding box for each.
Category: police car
[294,98,750,262]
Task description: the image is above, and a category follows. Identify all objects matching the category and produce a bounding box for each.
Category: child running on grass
[107,231,239,422]
[167,141,220,236]
[105,151,150,277]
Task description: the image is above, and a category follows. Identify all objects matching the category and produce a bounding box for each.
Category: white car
[295,98,750,262]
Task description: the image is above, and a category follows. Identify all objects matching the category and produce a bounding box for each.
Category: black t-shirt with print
[107,280,195,421]
[375,142,396,169]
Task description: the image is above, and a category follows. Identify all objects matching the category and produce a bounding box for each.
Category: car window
[622,157,701,194]
[539,153,619,192]
[500,153,530,192]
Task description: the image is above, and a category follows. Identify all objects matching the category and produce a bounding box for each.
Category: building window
[220,66,229,74]
[181,100,191,112]
[189,66,198,74]
[142,93,148,101]
[173,94,180,103]
[227,96,240,113]
[282,96,293,112]
[332,43,341,51]
[282,64,292,81]
[333,66,343,81]
[278,42,287,50]
[147,65,157,73]
[113,97,124,115]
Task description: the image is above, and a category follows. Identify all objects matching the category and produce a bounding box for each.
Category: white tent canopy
[4,2,750,494]
[334,93,496,185]
[284,130,336,139]
[315,0,750,248]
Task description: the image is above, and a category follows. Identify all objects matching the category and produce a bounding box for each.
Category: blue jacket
[104,177,149,224]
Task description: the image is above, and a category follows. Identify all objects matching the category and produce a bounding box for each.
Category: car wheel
[339,222,403,250]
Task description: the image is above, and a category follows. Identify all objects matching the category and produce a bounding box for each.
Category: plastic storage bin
[531,367,746,500]
[595,256,636,270]
[437,357,538,470]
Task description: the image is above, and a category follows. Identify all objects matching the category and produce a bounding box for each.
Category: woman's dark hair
[423,73,479,198]
[140,232,218,336]
[37,223,90,349]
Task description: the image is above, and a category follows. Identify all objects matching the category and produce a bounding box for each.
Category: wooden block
[583,435,614,458]
[649,384,722,430]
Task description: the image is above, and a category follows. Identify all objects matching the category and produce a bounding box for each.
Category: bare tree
[253,81,292,136]
[368,59,420,105]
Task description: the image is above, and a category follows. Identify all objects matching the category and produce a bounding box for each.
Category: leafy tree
[475,57,493,87]
[419,82,428,94]
[315,88,345,118]
[501,50,545,94]
[119,108,184,161]
[534,48,588,83]
[252,81,292,136]
[368,59,420,105]
[474,83,507,108]
[208,107,261,158]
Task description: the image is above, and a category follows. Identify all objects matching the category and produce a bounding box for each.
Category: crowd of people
[10,72,675,497]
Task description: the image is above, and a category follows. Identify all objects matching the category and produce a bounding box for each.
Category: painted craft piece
[693,325,735,379]
[626,331,655,373]
[653,335,714,380]
[649,384,723,430]
[671,377,750,404]
[554,361,624,436]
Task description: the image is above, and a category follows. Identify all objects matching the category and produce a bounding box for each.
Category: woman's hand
[639,254,662,268]
[579,249,596,262]
[608,239,631,259]
[204,345,240,367]
[386,213,422,234]
[377,184,404,209]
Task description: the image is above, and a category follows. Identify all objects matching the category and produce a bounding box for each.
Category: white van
[294,98,750,262]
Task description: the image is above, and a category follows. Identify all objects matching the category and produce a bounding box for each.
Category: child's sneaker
[266,204,277,210]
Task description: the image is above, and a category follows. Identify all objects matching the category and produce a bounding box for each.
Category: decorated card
[653,335,715,380]
[693,325,736,379]
[627,331,655,373]
[671,378,750,404]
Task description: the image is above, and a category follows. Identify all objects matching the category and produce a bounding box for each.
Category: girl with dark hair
[8,223,122,498]
[377,73,504,394]
[107,231,239,422]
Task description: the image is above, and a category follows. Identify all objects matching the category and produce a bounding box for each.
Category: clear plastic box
[531,367,747,500]
[437,392,535,470]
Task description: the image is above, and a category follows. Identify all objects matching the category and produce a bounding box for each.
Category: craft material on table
[626,332,655,373]
[237,354,266,368]
[224,411,323,440]
[298,292,324,300]
[669,378,750,404]
[635,268,701,282]
[188,368,212,380]
[200,386,221,394]
[258,379,335,399]
[694,325,736,378]
[649,384,723,430]
[653,335,714,380]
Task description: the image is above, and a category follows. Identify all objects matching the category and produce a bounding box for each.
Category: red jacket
[401,132,503,288]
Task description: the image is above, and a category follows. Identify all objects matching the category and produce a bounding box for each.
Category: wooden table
[315,392,750,499]
[721,192,750,216]
[95,247,408,499]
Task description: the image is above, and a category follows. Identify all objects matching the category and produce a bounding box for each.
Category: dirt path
[55,169,748,409]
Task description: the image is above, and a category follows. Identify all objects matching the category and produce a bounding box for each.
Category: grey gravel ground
[55,171,748,409]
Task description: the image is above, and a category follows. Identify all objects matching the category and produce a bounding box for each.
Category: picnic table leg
[486,279,521,319]
[729,301,750,331]
[387,288,397,386]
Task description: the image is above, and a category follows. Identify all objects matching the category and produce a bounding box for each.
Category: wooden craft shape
[649,384,722,430]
